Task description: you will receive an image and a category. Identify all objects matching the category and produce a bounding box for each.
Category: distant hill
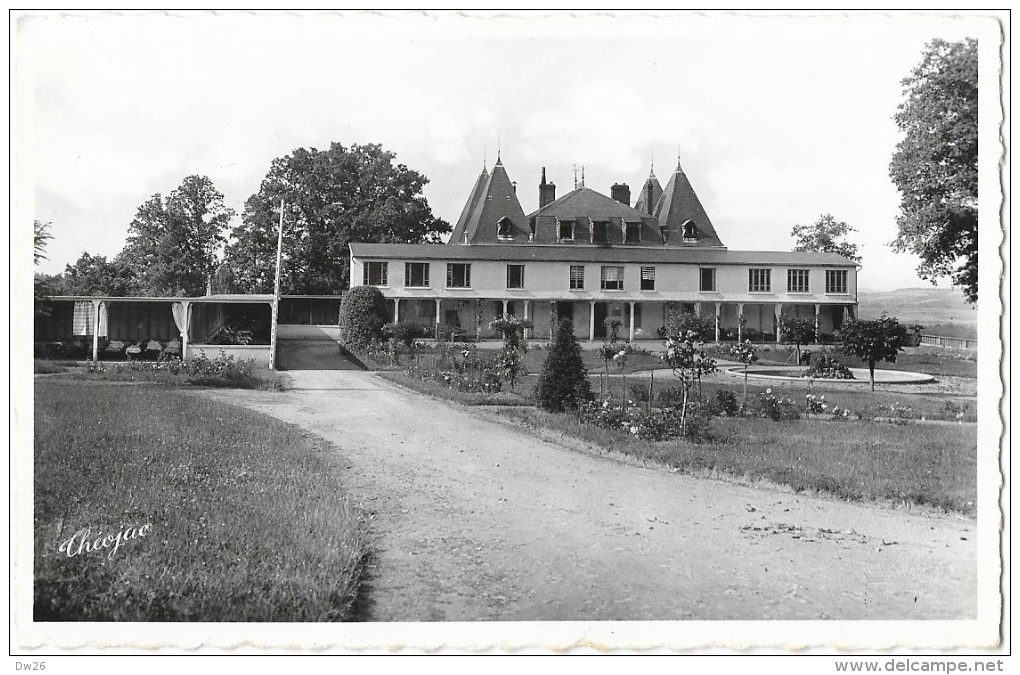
[857,287,978,327]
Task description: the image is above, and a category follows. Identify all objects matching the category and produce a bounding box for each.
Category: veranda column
[181,300,191,359]
[502,299,509,318]
[775,303,783,343]
[589,300,596,342]
[694,301,702,317]
[523,300,530,339]
[714,302,722,342]
[628,301,636,342]
[814,304,821,345]
[393,298,401,324]
[434,298,441,337]
[91,299,101,362]
[737,303,745,342]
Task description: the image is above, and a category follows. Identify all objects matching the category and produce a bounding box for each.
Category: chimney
[512,181,517,194]
[611,183,631,206]
[539,167,556,207]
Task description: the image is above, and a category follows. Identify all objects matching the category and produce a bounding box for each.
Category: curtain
[98,302,108,337]
[72,301,94,335]
[171,302,190,340]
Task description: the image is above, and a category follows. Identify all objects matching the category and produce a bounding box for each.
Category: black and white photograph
[11,9,1007,663]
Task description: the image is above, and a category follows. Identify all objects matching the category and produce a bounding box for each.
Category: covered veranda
[34,294,278,366]
[387,297,857,344]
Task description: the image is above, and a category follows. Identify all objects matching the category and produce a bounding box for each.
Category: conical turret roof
[633,168,663,215]
[448,158,530,245]
[653,159,725,247]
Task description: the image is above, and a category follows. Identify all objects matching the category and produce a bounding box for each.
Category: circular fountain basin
[731,366,935,384]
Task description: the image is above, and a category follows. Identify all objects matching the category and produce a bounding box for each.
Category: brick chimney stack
[611,183,631,206]
[539,167,556,208]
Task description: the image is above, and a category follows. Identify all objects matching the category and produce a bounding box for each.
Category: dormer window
[497,217,514,241]
[682,220,698,243]
[592,220,609,244]
[625,222,642,244]
[558,219,575,242]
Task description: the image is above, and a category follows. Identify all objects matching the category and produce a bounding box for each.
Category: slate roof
[633,169,663,215]
[526,186,651,222]
[349,243,858,267]
[446,158,530,245]
[654,159,726,248]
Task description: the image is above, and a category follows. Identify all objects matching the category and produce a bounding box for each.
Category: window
[364,261,388,286]
[497,217,513,241]
[748,268,771,293]
[446,263,471,288]
[826,269,849,294]
[601,266,624,291]
[592,221,609,243]
[640,266,656,291]
[558,220,575,241]
[507,264,525,289]
[625,222,642,244]
[787,269,810,293]
[699,267,717,292]
[404,262,430,288]
[569,265,585,290]
[682,219,698,242]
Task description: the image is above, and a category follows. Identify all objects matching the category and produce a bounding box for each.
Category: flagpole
[269,199,284,370]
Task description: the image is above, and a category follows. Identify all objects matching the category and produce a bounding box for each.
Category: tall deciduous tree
[791,214,861,262]
[34,220,54,314]
[225,143,450,294]
[889,38,978,302]
[837,314,910,392]
[50,252,136,297]
[120,175,235,296]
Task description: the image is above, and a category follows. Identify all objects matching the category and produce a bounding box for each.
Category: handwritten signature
[58,523,152,560]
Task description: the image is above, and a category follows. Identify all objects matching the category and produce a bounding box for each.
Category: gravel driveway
[198,370,977,622]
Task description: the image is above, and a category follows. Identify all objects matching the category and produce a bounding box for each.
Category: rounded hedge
[339,285,390,350]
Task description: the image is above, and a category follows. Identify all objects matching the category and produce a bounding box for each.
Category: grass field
[500,408,977,515]
[34,380,369,621]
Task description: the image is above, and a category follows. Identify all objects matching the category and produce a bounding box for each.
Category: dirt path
[198,370,976,621]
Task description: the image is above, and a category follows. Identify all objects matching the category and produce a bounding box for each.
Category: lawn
[34,380,369,621]
[500,407,977,515]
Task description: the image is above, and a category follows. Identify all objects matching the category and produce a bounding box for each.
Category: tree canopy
[837,314,910,391]
[50,252,136,297]
[119,175,235,297]
[889,38,978,303]
[791,213,860,262]
[225,142,450,294]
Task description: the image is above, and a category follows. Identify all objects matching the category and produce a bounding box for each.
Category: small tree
[779,314,816,364]
[338,285,390,350]
[729,340,759,406]
[536,320,592,413]
[661,330,717,432]
[837,314,910,391]
[489,315,532,391]
[659,310,714,342]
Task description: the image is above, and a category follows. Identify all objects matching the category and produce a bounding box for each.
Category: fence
[919,334,977,350]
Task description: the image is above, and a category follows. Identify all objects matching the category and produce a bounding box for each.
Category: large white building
[349,155,859,343]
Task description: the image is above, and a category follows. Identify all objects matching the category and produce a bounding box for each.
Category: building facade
[349,156,859,343]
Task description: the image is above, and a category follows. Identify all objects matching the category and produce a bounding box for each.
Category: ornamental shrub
[536,320,592,413]
[803,354,855,380]
[384,321,430,349]
[339,286,390,350]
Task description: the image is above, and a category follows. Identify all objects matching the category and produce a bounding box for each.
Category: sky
[14,10,1000,292]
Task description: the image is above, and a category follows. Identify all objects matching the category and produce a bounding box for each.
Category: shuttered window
[640,266,655,291]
